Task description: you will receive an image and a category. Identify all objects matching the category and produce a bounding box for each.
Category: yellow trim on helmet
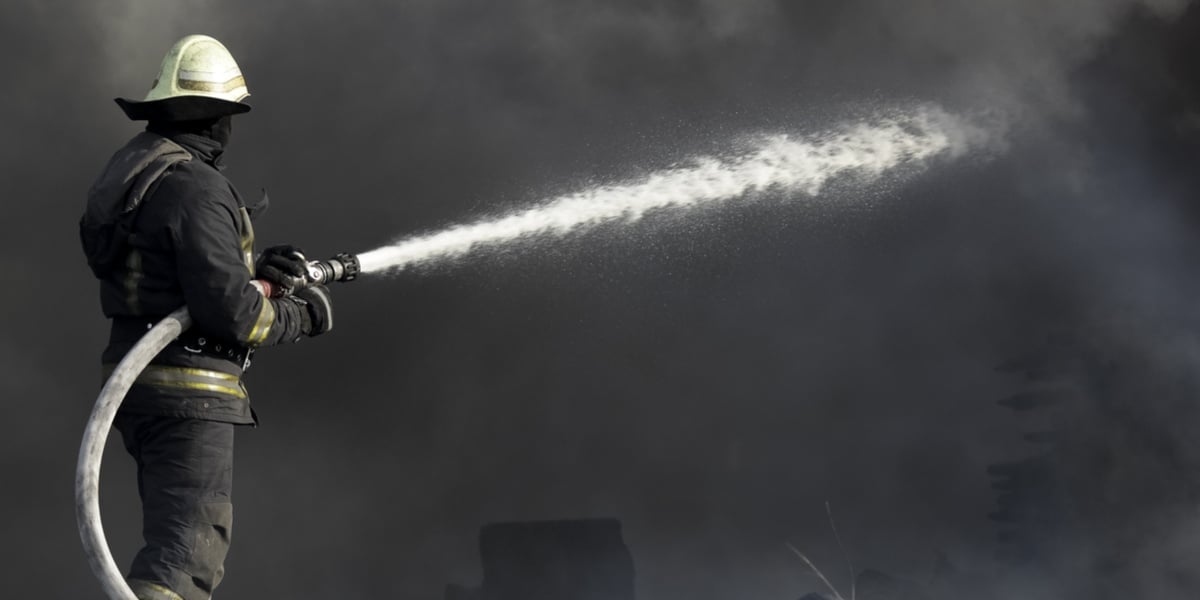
[179,75,247,94]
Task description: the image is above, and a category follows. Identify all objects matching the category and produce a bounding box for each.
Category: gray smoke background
[3,0,1200,598]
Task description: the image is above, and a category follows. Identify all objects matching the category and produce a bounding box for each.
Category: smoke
[1,1,1197,600]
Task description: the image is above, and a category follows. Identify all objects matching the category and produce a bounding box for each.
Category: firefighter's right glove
[294,284,333,337]
[256,245,308,295]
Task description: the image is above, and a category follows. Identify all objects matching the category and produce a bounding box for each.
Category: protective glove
[294,285,333,337]
[255,245,308,295]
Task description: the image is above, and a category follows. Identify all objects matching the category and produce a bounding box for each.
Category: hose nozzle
[306,253,360,285]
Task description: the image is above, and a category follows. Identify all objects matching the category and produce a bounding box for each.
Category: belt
[111,317,254,371]
[177,331,254,371]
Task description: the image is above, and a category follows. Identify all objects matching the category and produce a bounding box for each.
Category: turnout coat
[84,128,309,424]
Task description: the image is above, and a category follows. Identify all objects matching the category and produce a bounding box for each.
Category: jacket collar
[144,123,226,169]
[168,133,226,170]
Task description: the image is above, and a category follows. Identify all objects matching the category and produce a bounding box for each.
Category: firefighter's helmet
[116,34,252,121]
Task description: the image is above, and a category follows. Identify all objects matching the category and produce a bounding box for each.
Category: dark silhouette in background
[446,519,634,600]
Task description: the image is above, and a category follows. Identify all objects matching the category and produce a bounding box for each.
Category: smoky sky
[4,1,1200,599]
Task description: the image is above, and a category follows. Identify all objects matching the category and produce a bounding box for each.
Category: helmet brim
[115,95,252,122]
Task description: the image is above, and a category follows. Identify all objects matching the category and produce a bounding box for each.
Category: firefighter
[80,35,332,600]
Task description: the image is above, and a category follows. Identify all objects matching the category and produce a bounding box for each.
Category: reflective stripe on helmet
[178,66,243,84]
[178,74,247,94]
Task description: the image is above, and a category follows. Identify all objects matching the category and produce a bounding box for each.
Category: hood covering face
[147,115,234,165]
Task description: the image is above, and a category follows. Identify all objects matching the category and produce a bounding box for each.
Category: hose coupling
[306,253,360,285]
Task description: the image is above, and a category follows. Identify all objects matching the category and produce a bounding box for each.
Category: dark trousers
[115,414,235,600]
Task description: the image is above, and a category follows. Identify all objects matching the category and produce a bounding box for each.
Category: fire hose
[75,253,359,600]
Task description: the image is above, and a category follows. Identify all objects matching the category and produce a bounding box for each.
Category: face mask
[147,115,234,147]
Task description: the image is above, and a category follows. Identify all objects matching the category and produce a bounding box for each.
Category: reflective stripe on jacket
[104,364,248,400]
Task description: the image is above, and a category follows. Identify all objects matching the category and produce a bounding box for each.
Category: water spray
[77,105,993,600]
[350,106,989,276]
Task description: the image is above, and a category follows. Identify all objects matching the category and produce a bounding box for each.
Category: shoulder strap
[80,133,193,278]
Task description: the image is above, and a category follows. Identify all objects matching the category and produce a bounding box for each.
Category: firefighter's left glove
[295,285,333,337]
[256,245,309,295]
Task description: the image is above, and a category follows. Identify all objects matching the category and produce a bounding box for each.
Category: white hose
[75,306,192,600]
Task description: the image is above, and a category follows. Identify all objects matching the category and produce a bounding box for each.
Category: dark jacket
[90,128,308,424]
